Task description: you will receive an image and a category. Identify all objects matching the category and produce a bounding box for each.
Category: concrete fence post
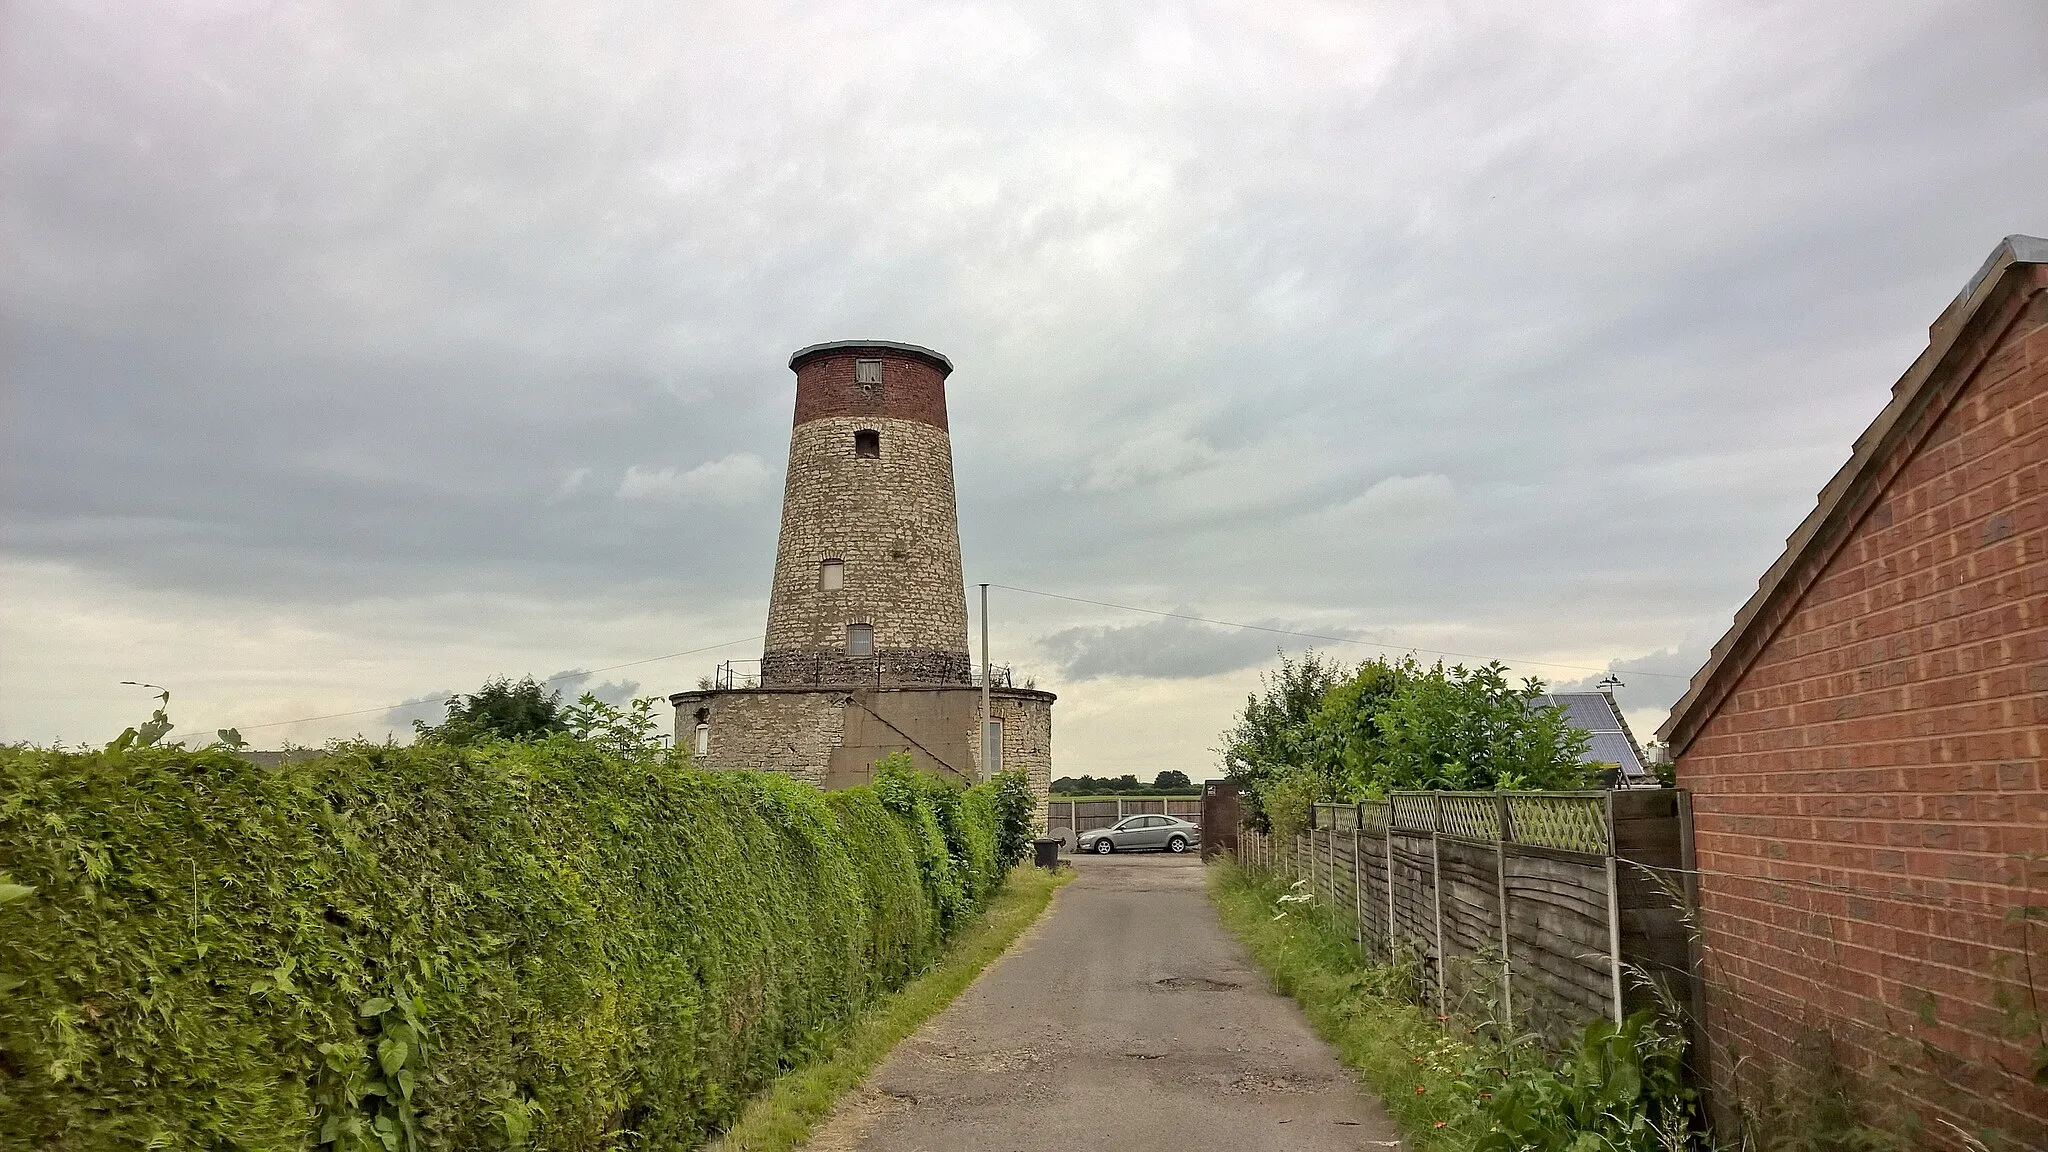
[1603,791,1625,1024]
[1494,793,1513,1030]
[1326,814,1335,910]
[1431,794,1447,1017]
[1385,818,1397,964]
[1353,815,1363,951]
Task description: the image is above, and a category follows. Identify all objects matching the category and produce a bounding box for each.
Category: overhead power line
[986,583,1690,681]
[169,634,764,739]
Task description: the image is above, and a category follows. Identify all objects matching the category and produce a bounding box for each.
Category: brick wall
[1676,275,2048,1145]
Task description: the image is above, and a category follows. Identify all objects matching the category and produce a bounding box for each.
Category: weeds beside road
[1209,860,1696,1152]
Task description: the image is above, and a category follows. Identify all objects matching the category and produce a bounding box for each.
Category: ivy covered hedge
[0,740,1033,1150]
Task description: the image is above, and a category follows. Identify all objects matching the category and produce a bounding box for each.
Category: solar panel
[1542,693,1650,779]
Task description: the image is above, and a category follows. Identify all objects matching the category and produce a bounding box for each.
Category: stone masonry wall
[673,689,845,786]
[980,691,1055,826]
[762,414,971,685]
[673,685,1054,823]
[1675,271,2048,1145]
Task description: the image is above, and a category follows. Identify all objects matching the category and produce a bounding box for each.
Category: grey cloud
[1038,618,1371,681]
[379,691,456,734]
[545,671,645,708]
[3,1,2045,752]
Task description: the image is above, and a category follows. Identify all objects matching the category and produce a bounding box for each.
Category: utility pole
[980,582,994,780]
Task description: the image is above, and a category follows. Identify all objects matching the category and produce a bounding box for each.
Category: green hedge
[0,740,1028,1150]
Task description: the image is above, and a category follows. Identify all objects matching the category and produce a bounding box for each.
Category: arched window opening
[854,429,880,458]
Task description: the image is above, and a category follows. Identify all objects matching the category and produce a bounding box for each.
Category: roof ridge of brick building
[1657,234,2048,754]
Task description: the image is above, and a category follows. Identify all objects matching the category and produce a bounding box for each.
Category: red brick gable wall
[1677,278,2048,1146]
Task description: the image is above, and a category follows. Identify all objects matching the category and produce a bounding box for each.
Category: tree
[415,676,568,745]
[1367,661,1591,792]
[1218,651,1346,830]
[1218,654,1596,833]
[1152,769,1192,792]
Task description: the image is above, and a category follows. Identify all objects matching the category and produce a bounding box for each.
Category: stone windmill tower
[670,341,1054,801]
[761,340,972,687]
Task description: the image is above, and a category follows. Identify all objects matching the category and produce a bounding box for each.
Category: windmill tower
[670,340,1054,802]
[761,341,972,687]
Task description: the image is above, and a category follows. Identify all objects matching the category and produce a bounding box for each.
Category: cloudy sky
[5,1,2045,776]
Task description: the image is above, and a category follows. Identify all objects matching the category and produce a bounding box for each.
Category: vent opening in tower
[855,359,882,384]
[854,429,880,458]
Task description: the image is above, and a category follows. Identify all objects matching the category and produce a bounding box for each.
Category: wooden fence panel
[1234,792,1698,1049]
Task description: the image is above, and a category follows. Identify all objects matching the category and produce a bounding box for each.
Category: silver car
[1077,815,1201,855]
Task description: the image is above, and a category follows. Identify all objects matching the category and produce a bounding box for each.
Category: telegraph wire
[164,580,1686,741]
[985,582,1691,681]
[166,634,764,739]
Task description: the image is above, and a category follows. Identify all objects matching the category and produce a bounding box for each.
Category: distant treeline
[1049,770,1195,796]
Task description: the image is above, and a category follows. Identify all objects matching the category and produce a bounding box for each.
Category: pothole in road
[1154,976,1240,991]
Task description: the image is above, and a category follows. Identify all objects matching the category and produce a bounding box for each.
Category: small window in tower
[846,623,874,656]
[819,558,845,591]
[694,723,710,756]
[854,429,881,458]
[855,359,883,385]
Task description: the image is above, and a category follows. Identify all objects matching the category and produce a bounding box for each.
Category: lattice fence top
[1292,792,1617,855]
[1504,794,1611,854]
[1294,787,1613,852]
[1438,795,1502,842]
[1389,794,1437,831]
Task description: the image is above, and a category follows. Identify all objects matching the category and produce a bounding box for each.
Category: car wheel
[1093,838,1114,854]
[1167,835,1188,853]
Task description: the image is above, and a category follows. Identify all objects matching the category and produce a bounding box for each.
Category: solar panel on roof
[1541,693,1651,779]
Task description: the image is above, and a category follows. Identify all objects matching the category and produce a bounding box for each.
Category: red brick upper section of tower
[788,342,952,432]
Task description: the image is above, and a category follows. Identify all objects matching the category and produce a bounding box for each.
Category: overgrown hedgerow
[0,739,1032,1150]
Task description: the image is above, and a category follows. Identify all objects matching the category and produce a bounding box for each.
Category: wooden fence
[1237,790,1701,1050]
[1047,796,1203,844]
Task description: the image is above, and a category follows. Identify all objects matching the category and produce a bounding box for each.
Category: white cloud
[549,467,591,502]
[615,454,770,506]
[1324,473,1458,521]
[1076,430,1220,492]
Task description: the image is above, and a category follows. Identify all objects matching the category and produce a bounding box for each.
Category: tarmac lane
[803,852,1405,1152]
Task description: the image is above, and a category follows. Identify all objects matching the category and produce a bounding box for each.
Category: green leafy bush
[0,738,1020,1150]
[1221,654,1595,818]
[987,771,1038,864]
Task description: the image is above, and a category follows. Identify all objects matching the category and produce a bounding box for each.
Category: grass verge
[1207,860,1487,1152]
[707,863,1070,1152]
